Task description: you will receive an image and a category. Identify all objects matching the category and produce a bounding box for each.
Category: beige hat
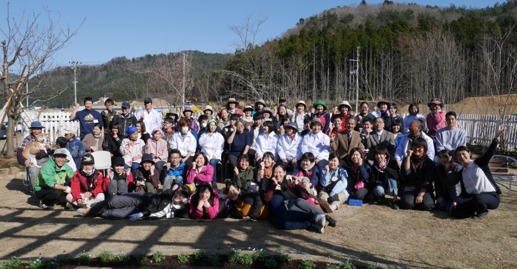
[63,126,77,135]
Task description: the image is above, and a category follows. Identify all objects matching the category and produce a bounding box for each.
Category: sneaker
[319,200,333,213]
[315,214,328,227]
[325,215,338,227]
[309,223,325,234]
[65,202,75,211]
[473,210,489,220]
[39,200,54,210]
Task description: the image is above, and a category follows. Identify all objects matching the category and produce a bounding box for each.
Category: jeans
[89,192,146,219]
[399,185,435,211]
[267,194,317,230]
[125,163,141,175]
[450,192,500,219]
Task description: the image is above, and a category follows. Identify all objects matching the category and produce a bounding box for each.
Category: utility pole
[70,61,81,105]
[182,53,186,111]
[349,47,360,115]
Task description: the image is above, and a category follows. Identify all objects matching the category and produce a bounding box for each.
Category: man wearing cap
[34,148,74,209]
[426,98,446,138]
[101,98,120,136]
[17,121,53,195]
[331,117,364,167]
[136,98,162,133]
[63,126,85,170]
[301,118,331,173]
[226,98,243,117]
[290,101,310,133]
[277,122,303,171]
[112,102,137,136]
[70,97,104,140]
[182,106,198,132]
[67,154,107,209]
[273,97,293,118]
[334,101,353,131]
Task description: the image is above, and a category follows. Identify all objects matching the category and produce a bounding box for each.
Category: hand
[406,150,413,157]
[132,156,140,161]
[437,197,444,204]
[30,148,39,155]
[241,216,251,222]
[84,192,92,198]
[25,160,31,167]
[74,103,80,110]
[325,165,329,172]
[126,168,131,175]
[234,167,239,175]
[315,158,320,164]
[415,195,423,204]
[494,129,504,141]
[129,212,144,221]
[45,143,52,150]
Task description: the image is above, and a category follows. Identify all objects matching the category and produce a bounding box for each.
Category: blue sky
[1,0,500,67]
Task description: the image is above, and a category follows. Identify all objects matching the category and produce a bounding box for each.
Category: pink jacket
[426,110,446,138]
[186,165,214,184]
[189,189,219,219]
[144,129,168,161]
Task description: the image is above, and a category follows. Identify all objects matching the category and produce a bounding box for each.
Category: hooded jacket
[144,128,168,161]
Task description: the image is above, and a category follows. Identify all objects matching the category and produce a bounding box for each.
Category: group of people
[17,96,503,234]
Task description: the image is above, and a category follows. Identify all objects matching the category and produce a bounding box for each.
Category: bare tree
[0,4,83,157]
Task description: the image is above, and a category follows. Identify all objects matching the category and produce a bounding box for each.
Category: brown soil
[1,176,517,269]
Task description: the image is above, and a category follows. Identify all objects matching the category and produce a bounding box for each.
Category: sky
[0,0,501,68]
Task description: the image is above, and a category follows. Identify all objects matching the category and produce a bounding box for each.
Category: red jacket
[71,171,107,202]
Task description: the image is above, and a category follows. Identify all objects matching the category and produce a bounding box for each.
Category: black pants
[451,192,500,219]
[89,192,147,219]
[399,185,435,211]
[36,188,68,207]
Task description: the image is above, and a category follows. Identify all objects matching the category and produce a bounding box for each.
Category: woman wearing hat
[198,119,225,186]
[67,154,108,209]
[311,101,331,134]
[182,106,198,133]
[120,126,146,174]
[426,98,446,138]
[241,105,254,129]
[203,105,216,120]
[17,121,53,195]
[134,154,161,193]
[226,98,243,117]
[64,126,85,171]
[277,122,303,172]
[291,101,310,133]
[334,101,353,131]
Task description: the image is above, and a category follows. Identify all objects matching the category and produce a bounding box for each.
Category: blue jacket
[320,166,349,198]
[166,161,186,183]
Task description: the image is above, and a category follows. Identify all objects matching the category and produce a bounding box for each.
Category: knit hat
[313,100,328,110]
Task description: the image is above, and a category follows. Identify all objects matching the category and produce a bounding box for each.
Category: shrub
[99,250,116,263]
[177,253,189,264]
[264,257,278,267]
[152,251,165,263]
[299,260,316,269]
[77,253,92,265]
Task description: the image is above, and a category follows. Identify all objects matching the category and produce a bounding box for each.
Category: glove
[129,212,144,221]
[64,186,72,194]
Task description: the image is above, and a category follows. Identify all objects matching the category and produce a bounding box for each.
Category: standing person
[136,121,151,144]
[106,157,135,197]
[226,98,243,117]
[242,106,254,129]
[364,117,396,160]
[144,128,168,175]
[403,104,426,134]
[384,103,403,132]
[426,98,446,138]
[399,138,436,211]
[67,154,107,209]
[395,120,435,166]
[182,106,198,132]
[136,98,162,133]
[17,121,52,195]
[204,105,216,120]
[302,118,330,173]
[120,126,145,174]
[34,149,74,210]
[227,119,251,171]
[277,122,303,172]
[450,130,504,220]
[82,123,104,154]
[64,126,85,171]
[101,98,119,136]
[103,123,123,159]
[198,119,225,186]
[111,102,137,136]
[354,102,376,131]
[217,108,230,130]
[189,183,219,220]
[291,101,310,133]
[310,101,331,134]
[169,118,197,168]
[319,153,350,213]
[435,111,467,159]
[70,97,104,140]
[333,101,353,131]
[254,99,266,115]
[331,117,364,168]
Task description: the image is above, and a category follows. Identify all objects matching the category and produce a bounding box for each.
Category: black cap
[279,97,287,102]
[144,98,152,104]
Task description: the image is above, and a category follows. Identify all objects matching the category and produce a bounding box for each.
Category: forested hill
[29,51,227,108]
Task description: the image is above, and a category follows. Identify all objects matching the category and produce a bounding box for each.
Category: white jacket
[278,133,303,161]
[169,131,196,157]
[394,132,435,162]
[199,132,225,160]
[120,138,145,165]
[302,131,330,160]
[255,132,279,160]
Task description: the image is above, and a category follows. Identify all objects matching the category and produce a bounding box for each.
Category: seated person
[450,130,504,220]
[81,185,190,220]
[67,154,107,209]
[134,154,161,193]
[106,157,134,197]
[82,123,104,153]
[345,148,372,201]
[232,154,258,192]
[331,117,364,168]
[34,149,74,210]
[435,149,462,213]
[163,149,186,190]
[365,117,396,160]
[277,122,302,172]
[369,146,400,208]
[120,126,145,174]
[301,118,330,174]
[102,123,123,159]
[55,137,77,172]
[255,120,279,164]
[185,152,215,191]
[189,183,219,220]
[399,138,436,211]
[293,152,321,196]
[319,153,349,213]
[64,126,85,170]
[220,180,268,221]
[198,119,225,188]
[170,118,197,168]
[144,128,168,175]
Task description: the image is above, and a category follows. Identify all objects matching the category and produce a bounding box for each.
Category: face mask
[181,127,189,134]
[201,123,207,128]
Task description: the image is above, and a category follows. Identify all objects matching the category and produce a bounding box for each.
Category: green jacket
[234,167,256,190]
[34,158,74,192]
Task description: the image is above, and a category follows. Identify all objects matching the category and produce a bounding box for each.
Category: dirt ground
[1,176,516,269]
